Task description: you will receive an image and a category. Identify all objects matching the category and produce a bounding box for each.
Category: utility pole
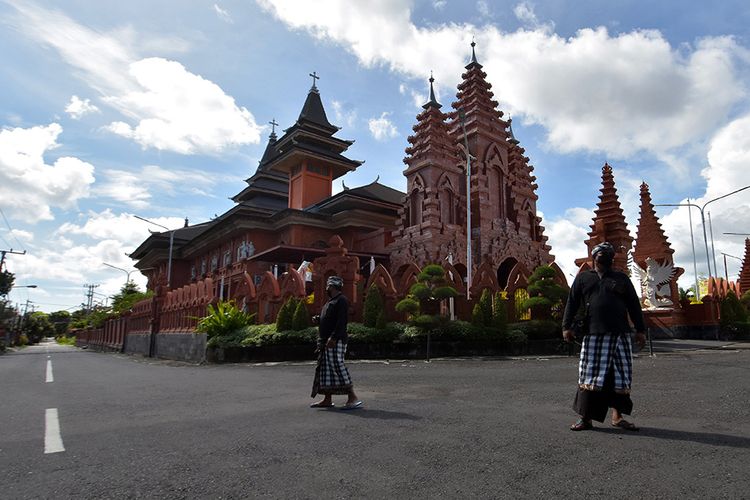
[83,284,99,312]
[0,249,26,272]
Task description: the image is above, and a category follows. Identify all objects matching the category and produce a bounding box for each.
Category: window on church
[223,251,232,268]
[210,256,218,272]
[307,164,330,176]
[200,259,207,276]
[190,266,196,281]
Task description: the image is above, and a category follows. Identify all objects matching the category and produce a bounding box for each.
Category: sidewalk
[647,338,750,353]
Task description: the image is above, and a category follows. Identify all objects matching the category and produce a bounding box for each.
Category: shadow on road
[337,408,422,421]
[596,426,750,449]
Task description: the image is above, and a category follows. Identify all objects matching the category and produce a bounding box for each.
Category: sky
[2,0,750,313]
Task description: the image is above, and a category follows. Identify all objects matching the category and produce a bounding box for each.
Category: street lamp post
[720,253,742,282]
[655,184,750,281]
[102,262,134,287]
[133,215,175,289]
[458,109,472,300]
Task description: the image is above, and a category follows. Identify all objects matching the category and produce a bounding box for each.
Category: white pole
[687,200,700,300]
[459,110,472,300]
[447,253,455,320]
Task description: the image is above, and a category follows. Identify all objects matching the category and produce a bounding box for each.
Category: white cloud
[9,2,262,154]
[0,123,95,223]
[543,208,593,280]
[214,3,233,23]
[477,1,491,18]
[95,164,225,208]
[513,2,554,32]
[9,229,34,242]
[331,100,358,129]
[368,112,399,141]
[257,1,746,165]
[64,95,99,119]
[433,1,447,10]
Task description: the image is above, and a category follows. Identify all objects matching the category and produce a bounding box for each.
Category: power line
[0,207,26,251]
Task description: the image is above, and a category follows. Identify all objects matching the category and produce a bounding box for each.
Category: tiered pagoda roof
[448,41,508,143]
[575,163,633,272]
[633,182,675,267]
[403,74,460,174]
[231,126,289,213]
[740,238,750,295]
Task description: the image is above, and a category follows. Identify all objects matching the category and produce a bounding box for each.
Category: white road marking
[44,408,65,454]
[45,360,53,383]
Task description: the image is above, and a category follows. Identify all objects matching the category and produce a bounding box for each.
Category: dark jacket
[319,293,349,342]
[562,269,645,335]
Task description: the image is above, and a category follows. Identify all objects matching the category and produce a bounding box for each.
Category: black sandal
[611,419,639,431]
[570,418,593,431]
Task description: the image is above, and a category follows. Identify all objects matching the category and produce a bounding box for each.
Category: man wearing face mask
[310,276,363,410]
[562,242,646,431]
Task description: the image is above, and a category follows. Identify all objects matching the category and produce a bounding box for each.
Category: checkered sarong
[578,333,633,394]
[311,340,353,397]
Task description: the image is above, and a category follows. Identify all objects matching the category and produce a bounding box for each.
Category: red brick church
[130,43,562,323]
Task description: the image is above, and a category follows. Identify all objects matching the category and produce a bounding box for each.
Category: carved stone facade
[389,44,554,293]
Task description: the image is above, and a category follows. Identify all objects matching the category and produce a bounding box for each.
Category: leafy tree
[48,310,71,337]
[111,281,152,315]
[0,270,15,296]
[521,265,567,319]
[720,291,748,325]
[363,285,385,327]
[21,311,55,343]
[292,299,310,331]
[740,291,750,315]
[276,297,296,331]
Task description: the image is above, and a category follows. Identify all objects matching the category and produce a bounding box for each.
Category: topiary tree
[522,265,567,319]
[276,297,296,331]
[375,310,387,330]
[492,291,508,331]
[363,285,385,327]
[396,264,457,320]
[292,299,310,331]
[471,303,484,326]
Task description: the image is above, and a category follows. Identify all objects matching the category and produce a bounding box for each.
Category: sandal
[611,419,639,431]
[570,418,593,431]
[310,401,335,408]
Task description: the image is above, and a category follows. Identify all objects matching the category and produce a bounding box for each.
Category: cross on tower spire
[309,71,320,90]
[269,118,278,134]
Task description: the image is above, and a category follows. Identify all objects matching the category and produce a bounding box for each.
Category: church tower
[267,74,362,210]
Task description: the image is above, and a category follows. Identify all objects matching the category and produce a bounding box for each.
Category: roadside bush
[347,322,403,344]
[720,291,748,325]
[506,320,559,340]
[55,335,76,346]
[276,298,296,332]
[504,329,528,345]
[197,301,256,348]
[292,300,310,331]
[18,334,29,346]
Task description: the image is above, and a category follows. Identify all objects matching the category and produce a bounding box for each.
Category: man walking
[562,242,646,431]
[310,276,363,410]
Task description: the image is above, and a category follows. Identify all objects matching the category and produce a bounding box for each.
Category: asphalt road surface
[2,339,749,499]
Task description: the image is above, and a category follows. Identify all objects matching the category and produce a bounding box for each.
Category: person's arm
[326,297,348,347]
[561,276,581,341]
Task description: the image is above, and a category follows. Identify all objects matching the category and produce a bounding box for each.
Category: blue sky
[2,0,750,313]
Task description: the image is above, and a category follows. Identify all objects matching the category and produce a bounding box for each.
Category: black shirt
[319,293,349,342]
[562,269,645,335]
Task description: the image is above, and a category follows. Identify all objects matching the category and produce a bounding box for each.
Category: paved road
[2,339,749,498]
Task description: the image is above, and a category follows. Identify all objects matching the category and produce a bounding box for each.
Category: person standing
[310,276,363,410]
[562,242,646,431]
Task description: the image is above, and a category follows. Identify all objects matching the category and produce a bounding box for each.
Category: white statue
[634,257,676,309]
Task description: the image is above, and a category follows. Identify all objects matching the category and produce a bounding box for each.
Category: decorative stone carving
[634,257,677,309]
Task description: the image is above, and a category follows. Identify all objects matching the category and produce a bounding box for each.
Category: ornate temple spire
[507,116,519,145]
[575,163,633,272]
[467,38,481,68]
[740,238,750,295]
[405,74,457,170]
[257,120,279,169]
[424,72,441,110]
[633,182,675,267]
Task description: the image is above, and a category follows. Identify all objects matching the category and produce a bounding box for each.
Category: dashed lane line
[46,359,53,383]
[44,408,65,454]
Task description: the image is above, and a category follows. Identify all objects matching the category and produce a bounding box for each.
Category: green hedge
[506,320,560,340]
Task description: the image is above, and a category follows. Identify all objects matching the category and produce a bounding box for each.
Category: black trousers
[573,362,633,422]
